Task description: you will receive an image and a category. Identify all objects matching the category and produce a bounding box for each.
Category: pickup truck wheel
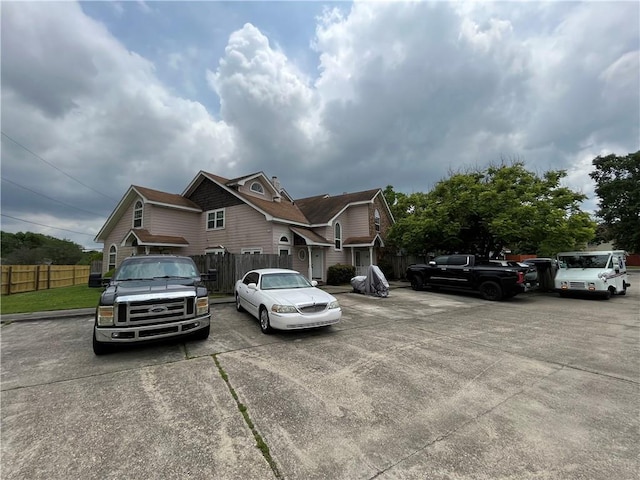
[235,293,245,312]
[619,286,627,296]
[259,307,274,334]
[92,331,111,355]
[410,276,424,291]
[479,281,503,301]
[192,324,210,341]
[602,289,612,300]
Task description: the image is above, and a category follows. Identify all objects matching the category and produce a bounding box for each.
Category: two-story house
[94,171,395,282]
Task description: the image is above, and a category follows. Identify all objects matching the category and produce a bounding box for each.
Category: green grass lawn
[1,285,103,315]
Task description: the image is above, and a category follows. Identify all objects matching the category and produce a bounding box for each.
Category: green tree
[589,151,640,253]
[389,162,596,257]
[1,231,84,264]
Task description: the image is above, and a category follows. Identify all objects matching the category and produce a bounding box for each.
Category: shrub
[327,264,356,285]
[377,259,395,280]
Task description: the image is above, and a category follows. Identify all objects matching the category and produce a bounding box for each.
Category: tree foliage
[387,162,596,257]
[0,231,92,265]
[589,151,640,253]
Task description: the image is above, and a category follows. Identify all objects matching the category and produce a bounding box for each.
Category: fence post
[36,265,40,291]
[47,265,51,290]
[7,266,12,295]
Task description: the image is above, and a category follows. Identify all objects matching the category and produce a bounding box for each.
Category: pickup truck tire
[92,331,111,355]
[410,276,424,291]
[192,324,210,341]
[479,281,503,301]
[260,307,274,334]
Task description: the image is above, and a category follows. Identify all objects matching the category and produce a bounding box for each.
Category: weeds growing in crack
[213,354,282,479]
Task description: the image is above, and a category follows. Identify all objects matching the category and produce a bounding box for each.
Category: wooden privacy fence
[1,265,91,295]
[191,253,292,293]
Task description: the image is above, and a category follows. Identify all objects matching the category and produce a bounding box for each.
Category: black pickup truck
[93,255,211,354]
[406,254,526,301]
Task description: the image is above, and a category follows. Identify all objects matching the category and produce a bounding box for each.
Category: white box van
[555,250,631,299]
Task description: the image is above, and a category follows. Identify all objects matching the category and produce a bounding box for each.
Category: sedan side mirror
[311,280,318,287]
[248,283,258,290]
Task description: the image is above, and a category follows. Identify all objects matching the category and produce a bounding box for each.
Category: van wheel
[259,307,273,334]
[619,286,627,296]
[602,289,612,300]
[92,331,111,355]
[410,276,424,291]
[479,281,503,301]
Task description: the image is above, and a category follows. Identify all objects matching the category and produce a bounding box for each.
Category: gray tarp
[350,265,389,297]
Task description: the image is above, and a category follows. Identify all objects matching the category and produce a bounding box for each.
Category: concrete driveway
[2,276,639,479]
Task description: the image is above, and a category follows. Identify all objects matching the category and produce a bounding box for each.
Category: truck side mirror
[429,261,436,266]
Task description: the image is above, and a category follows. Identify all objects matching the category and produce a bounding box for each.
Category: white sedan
[235,268,342,334]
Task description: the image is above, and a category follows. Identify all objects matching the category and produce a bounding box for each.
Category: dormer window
[133,200,143,228]
[250,182,264,194]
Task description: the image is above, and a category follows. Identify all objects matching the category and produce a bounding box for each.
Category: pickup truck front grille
[116,297,195,325]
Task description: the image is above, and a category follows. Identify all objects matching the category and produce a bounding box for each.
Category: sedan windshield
[260,273,312,290]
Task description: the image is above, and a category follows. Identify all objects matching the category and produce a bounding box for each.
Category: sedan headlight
[328,300,340,309]
[196,296,209,316]
[97,306,114,326]
[271,304,298,314]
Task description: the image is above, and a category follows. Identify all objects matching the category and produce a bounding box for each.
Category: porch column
[369,246,374,266]
[350,247,355,268]
[307,246,313,280]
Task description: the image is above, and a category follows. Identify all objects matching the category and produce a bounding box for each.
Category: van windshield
[558,254,610,269]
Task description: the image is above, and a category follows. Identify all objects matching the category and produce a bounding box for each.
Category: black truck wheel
[479,281,503,301]
[92,331,111,355]
[410,276,424,291]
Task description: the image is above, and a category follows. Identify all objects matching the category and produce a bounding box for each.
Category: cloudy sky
[1,1,638,250]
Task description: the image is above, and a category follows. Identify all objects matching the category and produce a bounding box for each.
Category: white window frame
[206,208,225,230]
[241,247,263,254]
[108,244,117,271]
[250,182,264,194]
[334,222,342,251]
[133,200,143,228]
[374,208,381,232]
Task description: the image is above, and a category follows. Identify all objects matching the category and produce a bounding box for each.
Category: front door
[311,249,324,280]
[355,249,371,276]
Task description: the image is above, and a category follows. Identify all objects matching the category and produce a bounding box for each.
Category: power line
[1,131,118,202]
[1,177,106,217]
[0,213,97,237]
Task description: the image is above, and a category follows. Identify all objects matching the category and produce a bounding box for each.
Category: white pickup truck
[555,250,630,299]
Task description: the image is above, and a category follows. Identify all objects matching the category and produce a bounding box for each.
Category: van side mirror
[429,261,436,266]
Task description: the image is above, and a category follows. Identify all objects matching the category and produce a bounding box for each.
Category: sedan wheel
[235,293,244,312]
[259,307,273,334]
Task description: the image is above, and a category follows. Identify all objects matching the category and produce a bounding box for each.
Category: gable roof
[94,185,201,242]
[295,189,382,225]
[121,229,189,247]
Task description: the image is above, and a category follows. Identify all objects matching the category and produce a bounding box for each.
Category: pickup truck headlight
[271,304,298,314]
[328,300,340,309]
[196,296,209,316]
[97,306,114,326]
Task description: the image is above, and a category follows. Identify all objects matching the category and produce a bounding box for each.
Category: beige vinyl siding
[149,206,202,255]
[101,199,138,273]
[203,204,273,254]
[344,204,371,238]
